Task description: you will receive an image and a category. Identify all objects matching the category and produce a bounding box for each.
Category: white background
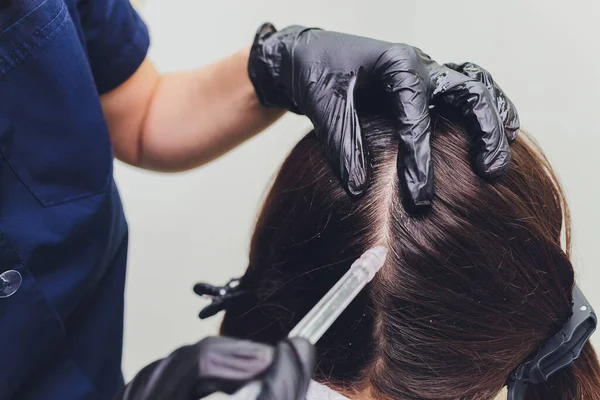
[118,0,600,382]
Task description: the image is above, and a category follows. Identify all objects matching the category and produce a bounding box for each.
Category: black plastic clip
[507,285,597,400]
[193,278,251,319]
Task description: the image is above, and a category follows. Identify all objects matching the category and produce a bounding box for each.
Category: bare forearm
[104,48,284,171]
[139,47,282,171]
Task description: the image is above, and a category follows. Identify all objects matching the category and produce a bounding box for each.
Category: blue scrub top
[0,0,149,399]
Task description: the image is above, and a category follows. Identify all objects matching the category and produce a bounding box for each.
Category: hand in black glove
[444,62,520,142]
[255,339,315,400]
[248,24,520,210]
[116,336,316,400]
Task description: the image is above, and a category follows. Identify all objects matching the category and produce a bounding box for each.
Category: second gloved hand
[248,24,519,210]
[117,336,316,400]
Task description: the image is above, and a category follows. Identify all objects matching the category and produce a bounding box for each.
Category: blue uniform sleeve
[78,0,151,94]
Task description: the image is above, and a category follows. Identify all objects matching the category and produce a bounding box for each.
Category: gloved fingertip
[399,178,433,215]
[341,137,369,198]
[476,149,511,179]
[396,162,434,215]
[347,176,368,197]
[412,198,432,208]
[405,196,432,216]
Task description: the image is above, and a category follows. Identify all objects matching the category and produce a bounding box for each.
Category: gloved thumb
[195,337,275,398]
[309,73,369,197]
[258,338,317,400]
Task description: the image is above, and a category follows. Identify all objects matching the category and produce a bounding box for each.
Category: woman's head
[220,107,600,399]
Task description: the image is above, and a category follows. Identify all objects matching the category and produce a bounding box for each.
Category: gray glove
[116,336,316,400]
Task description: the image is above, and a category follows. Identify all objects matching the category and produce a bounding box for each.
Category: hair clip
[507,285,597,400]
[193,278,252,319]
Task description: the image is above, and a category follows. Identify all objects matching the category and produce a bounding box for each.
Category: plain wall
[118,0,600,383]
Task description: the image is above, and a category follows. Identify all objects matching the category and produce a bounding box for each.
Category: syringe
[226,246,388,400]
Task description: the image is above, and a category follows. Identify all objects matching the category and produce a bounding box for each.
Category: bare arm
[100,47,284,171]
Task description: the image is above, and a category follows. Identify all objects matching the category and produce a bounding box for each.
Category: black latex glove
[256,339,316,400]
[116,336,316,400]
[248,24,520,210]
[444,62,520,142]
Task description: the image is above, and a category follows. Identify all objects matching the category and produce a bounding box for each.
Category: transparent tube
[288,245,388,344]
[226,246,387,400]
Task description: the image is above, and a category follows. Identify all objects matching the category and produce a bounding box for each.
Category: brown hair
[220,107,600,399]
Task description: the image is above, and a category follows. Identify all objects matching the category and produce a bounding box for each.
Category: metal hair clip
[507,285,597,400]
[193,278,252,319]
